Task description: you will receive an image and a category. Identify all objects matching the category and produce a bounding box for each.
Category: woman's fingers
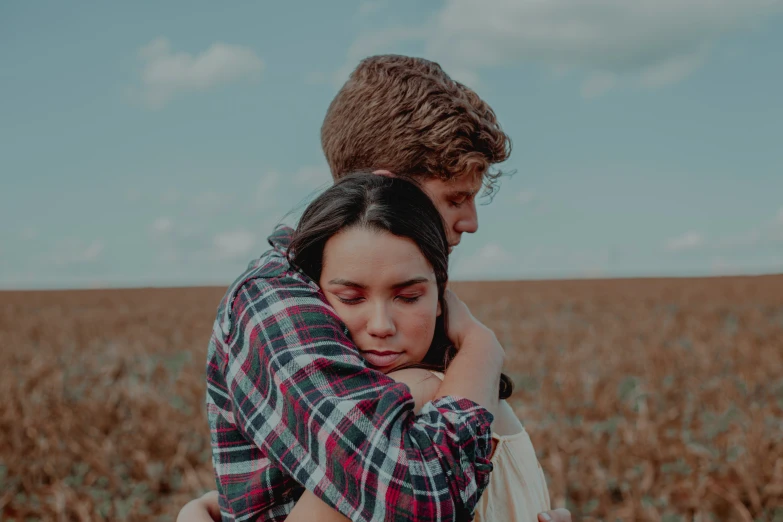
[538,508,572,522]
[176,490,221,522]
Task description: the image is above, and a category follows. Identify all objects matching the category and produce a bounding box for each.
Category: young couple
[181,55,572,522]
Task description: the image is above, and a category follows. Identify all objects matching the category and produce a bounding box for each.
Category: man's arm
[214,276,495,520]
[434,289,504,412]
[285,370,447,522]
[213,367,573,522]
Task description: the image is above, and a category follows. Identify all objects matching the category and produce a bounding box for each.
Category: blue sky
[2,1,782,289]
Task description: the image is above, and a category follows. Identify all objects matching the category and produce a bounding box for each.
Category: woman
[183,173,551,521]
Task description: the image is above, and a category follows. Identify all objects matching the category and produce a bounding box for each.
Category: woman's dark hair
[288,172,512,400]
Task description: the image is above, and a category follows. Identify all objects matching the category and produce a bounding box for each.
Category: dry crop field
[1,276,782,521]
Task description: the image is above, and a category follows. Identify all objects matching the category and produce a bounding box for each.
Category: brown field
[1,276,782,521]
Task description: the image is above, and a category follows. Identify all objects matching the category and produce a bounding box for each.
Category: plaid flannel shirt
[206,226,494,521]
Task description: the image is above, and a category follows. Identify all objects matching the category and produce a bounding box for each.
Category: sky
[1,1,782,289]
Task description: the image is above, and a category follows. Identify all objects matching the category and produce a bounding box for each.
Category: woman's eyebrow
[327,277,430,289]
[327,278,366,289]
[391,277,430,289]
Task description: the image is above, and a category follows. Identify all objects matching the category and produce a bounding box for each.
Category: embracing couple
[180,55,572,522]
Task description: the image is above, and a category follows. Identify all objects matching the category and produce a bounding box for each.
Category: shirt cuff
[425,396,495,498]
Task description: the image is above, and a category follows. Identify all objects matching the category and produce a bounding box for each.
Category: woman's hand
[539,508,573,521]
[444,288,488,348]
[177,490,221,522]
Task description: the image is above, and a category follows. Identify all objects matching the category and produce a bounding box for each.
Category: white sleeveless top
[430,372,551,522]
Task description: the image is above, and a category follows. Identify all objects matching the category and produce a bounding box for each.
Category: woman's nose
[366,303,395,338]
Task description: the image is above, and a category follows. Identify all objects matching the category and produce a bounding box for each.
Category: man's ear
[372,169,395,177]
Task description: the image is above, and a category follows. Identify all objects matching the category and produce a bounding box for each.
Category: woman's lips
[361,350,403,369]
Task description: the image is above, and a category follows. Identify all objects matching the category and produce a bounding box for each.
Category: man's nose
[454,203,479,234]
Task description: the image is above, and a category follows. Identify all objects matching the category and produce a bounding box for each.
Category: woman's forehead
[321,228,435,285]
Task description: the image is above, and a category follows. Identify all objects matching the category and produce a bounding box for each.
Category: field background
[1,276,782,521]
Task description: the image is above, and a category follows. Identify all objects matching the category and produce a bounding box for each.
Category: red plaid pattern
[206,226,494,521]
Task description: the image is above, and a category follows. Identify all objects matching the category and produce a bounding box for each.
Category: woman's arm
[286,490,351,522]
[176,490,573,522]
[173,488,349,522]
[176,491,221,522]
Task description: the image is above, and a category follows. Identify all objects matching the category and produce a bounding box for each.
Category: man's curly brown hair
[321,55,512,199]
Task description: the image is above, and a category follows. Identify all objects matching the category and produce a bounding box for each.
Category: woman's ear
[436,299,442,317]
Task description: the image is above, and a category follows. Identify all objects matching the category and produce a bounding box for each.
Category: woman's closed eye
[334,294,364,304]
[335,295,420,304]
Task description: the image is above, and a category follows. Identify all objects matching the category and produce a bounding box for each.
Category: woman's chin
[370,359,407,374]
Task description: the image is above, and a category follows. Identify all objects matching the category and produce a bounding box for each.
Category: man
[190,55,571,522]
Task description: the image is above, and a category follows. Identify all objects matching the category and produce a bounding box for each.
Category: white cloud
[666,231,705,252]
[151,217,173,236]
[135,38,263,108]
[247,165,330,227]
[149,217,204,264]
[706,208,783,250]
[636,48,707,89]
[665,207,783,256]
[710,257,737,276]
[213,229,256,261]
[581,72,618,99]
[427,0,782,90]
[52,239,104,265]
[82,242,104,262]
[337,0,783,95]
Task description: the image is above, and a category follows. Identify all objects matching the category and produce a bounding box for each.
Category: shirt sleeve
[222,275,494,521]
